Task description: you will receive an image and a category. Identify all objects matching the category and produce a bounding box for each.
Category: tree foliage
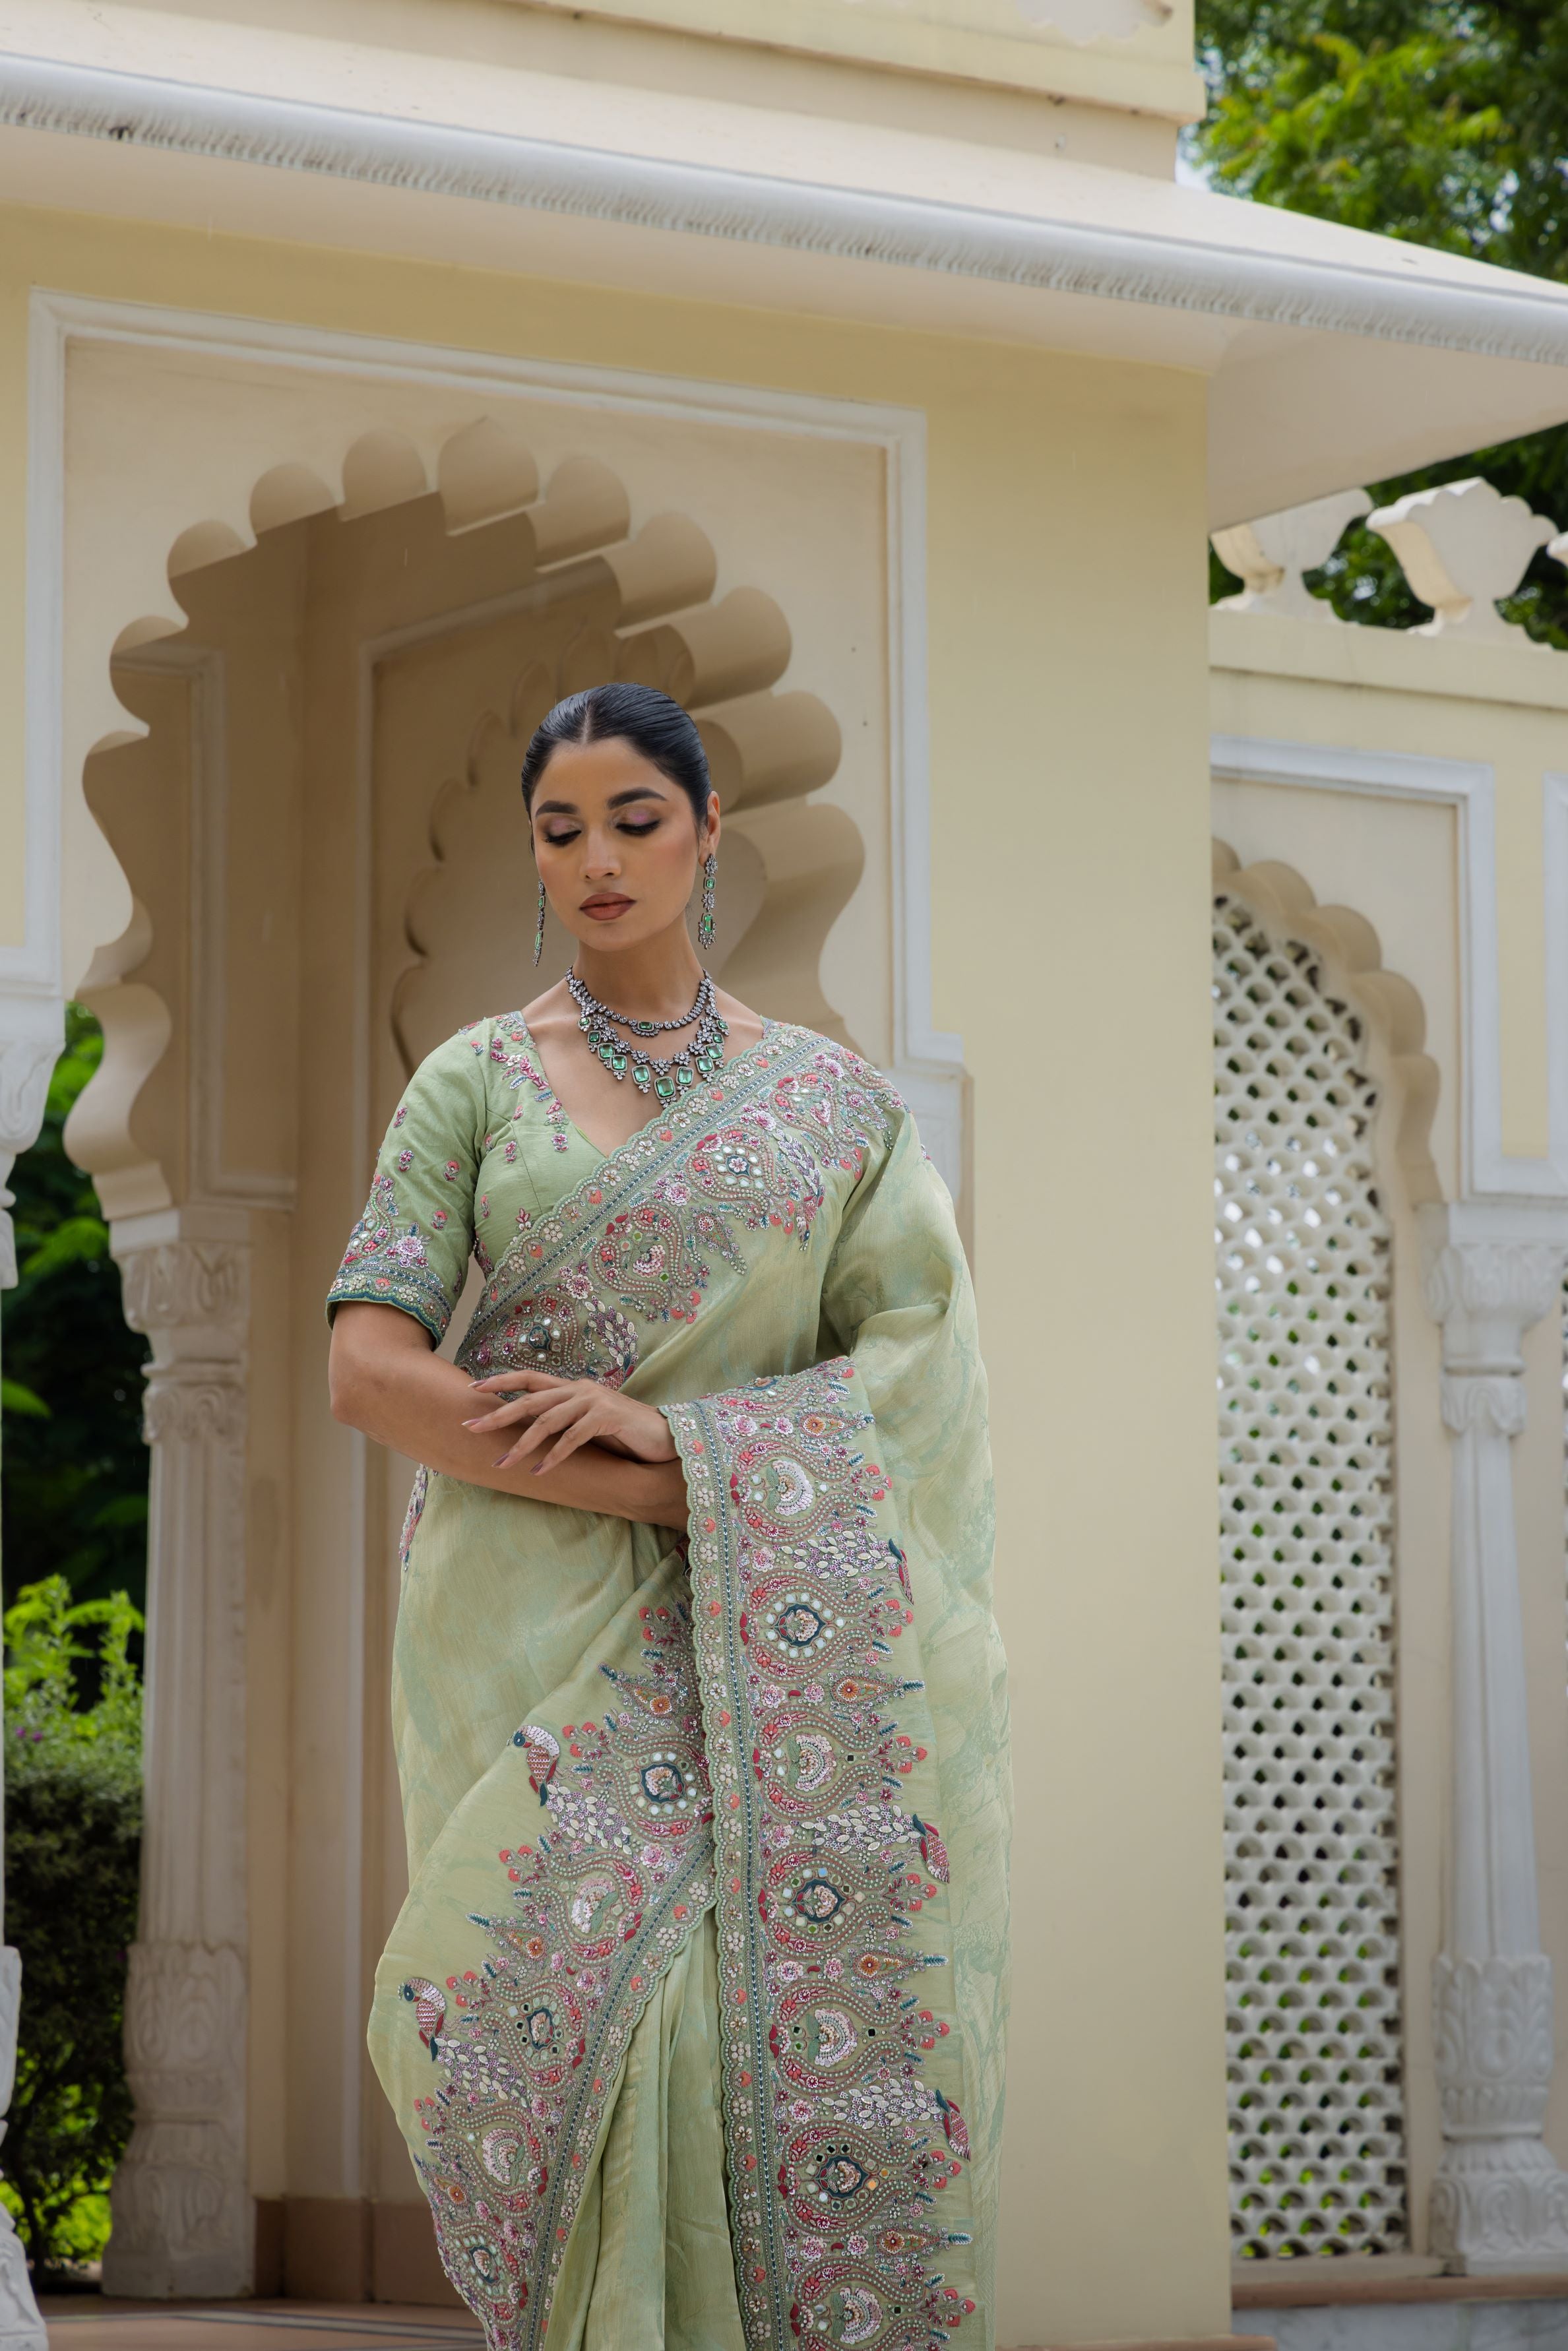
[2,1578,142,2279]
[1193,1,1568,639]
[1,1007,148,1615]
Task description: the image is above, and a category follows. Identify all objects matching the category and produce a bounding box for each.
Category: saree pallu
[327,1017,1010,2351]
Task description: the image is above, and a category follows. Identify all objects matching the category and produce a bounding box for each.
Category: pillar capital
[1420,1208,1564,1373]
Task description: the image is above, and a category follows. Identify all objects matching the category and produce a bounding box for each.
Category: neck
[572,923,706,1022]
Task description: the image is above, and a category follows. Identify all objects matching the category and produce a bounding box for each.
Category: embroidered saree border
[457,1023,896,1377]
[665,1362,978,2351]
[399,1608,716,2350]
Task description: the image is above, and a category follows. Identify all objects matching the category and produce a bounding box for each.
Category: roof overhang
[7,8,1568,524]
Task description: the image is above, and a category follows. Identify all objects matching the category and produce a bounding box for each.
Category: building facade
[5,5,1568,2346]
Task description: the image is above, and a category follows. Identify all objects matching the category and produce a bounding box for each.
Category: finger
[532,1419,598,1475]
[468,1369,564,1393]
[462,1393,557,1433]
[495,1398,586,1468]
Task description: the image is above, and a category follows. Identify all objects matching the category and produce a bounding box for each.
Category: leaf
[20,1215,110,1282]
[1,1379,50,1420]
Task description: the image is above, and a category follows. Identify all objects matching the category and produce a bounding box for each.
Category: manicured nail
[493,1455,509,1467]
[462,1417,482,1427]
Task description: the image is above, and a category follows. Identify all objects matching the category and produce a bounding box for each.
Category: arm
[329,1304,689,1529]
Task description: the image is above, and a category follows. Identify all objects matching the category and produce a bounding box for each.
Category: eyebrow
[534,784,670,816]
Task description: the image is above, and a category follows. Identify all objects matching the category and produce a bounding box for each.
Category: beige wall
[0,201,1226,2342]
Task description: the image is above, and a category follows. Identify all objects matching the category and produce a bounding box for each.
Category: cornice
[8,54,1568,365]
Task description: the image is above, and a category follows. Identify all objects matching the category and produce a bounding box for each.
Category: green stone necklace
[567,967,729,1101]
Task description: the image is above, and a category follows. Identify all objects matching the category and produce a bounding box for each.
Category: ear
[704,790,721,854]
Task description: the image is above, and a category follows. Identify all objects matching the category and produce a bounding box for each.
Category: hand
[463,1371,679,1476]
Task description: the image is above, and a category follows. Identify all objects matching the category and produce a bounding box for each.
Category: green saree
[327,1015,1009,2351]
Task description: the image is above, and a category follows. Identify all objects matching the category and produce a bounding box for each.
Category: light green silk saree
[327,1015,1009,2351]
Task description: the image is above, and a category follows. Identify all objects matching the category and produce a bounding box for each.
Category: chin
[569,916,664,951]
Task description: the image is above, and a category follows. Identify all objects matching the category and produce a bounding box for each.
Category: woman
[327,683,1009,2351]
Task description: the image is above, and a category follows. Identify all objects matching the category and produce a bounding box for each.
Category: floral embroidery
[664,1362,976,2351]
[405,1608,715,2349]
[394,1104,408,1128]
[456,1034,896,1383]
[327,1172,456,1342]
[461,1265,638,1387]
[484,1022,572,1154]
[397,1148,415,1173]
[399,1466,429,1571]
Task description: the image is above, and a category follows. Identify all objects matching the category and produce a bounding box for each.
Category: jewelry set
[532,851,728,1100]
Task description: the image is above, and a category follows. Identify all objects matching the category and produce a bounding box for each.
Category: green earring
[533,879,546,967]
[697,852,717,954]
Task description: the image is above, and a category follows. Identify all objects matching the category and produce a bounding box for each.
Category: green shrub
[1,1577,142,2280]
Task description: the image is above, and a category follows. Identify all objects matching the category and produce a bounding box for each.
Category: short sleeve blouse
[325,1015,592,1343]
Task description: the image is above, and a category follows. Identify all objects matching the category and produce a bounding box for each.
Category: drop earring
[697,852,717,954]
[533,879,547,967]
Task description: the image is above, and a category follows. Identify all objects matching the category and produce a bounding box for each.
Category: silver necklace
[567,967,729,1100]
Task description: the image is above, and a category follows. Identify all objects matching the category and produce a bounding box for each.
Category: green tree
[1,1007,148,1616]
[1,1577,142,2278]
[1193,1,1568,638]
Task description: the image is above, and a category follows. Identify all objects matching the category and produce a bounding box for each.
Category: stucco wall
[0,203,1224,2344]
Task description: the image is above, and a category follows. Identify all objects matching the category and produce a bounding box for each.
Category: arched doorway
[40,312,941,2299]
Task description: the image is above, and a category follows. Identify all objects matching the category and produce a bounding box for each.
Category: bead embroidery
[329,1172,457,1342]
[664,1362,976,2351]
[458,1034,897,1384]
[482,1022,572,1154]
[404,1608,715,2350]
[399,1466,429,1572]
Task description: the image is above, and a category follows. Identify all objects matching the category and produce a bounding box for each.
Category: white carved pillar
[1424,1216,1568,2270]
[103,1207,253,2298]
[0,1005,62,2351]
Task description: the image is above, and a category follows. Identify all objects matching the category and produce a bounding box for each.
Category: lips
[580,895,634,921]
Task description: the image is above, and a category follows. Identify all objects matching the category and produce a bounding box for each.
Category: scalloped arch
[1212,839,1442,1205]
[71,410,850,1210]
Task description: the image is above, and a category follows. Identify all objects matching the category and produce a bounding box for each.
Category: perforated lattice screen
[1214,894,1406,2259]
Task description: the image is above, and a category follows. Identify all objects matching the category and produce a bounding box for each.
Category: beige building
[5,3,1568,2347]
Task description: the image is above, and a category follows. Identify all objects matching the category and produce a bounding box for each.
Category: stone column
[1424,1216,1568,2270]
[0,1012,61,2351]
[102,1207,253,2298]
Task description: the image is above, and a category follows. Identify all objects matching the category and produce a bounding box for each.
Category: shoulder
[394,1017,518,1137]
[395,1019,495,1104]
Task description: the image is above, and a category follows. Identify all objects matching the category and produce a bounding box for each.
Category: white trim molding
[12,56,1568,367]
[1210,732,1568,1202]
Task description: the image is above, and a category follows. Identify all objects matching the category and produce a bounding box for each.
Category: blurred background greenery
[2,1007,148,1621]
[1194,0,1568,637]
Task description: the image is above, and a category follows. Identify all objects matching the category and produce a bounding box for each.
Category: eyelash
[542,817,660,845]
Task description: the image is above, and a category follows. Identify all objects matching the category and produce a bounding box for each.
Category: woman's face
[530,736,716,958]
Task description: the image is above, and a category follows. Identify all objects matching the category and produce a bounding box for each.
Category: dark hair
[520,683,710,826]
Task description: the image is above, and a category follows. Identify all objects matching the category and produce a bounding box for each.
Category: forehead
[533,736,674,808]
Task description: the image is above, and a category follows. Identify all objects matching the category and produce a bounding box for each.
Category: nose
[582,825,623,879]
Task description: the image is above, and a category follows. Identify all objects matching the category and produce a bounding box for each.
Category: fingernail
[462,1418,481,1427]
[493,1456,509,1468]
